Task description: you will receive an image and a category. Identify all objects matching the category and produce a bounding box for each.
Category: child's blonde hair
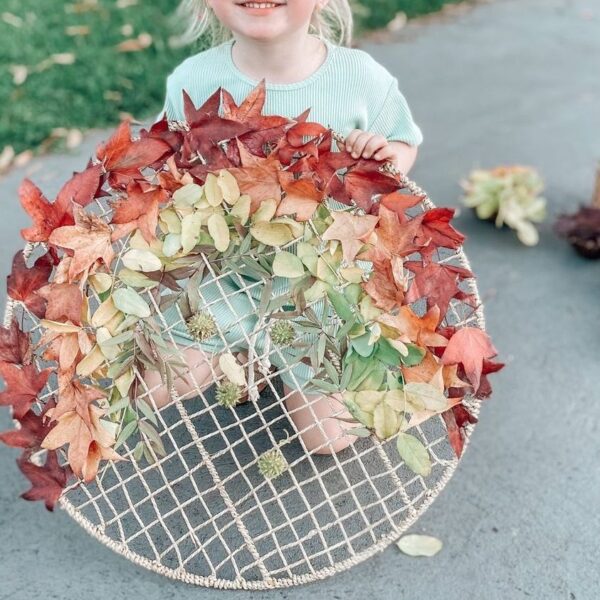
[172,0,354,48]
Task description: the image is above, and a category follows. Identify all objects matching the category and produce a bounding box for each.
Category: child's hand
[337,129,396,162]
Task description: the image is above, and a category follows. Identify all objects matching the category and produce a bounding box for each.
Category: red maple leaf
[17,450,72,511]
[48,207,115,282]
[361,247,406,311]
[442,403,478,458]
[6,251,53,318]
[19,165,105,243]
[441,327,499,392]
[0,399,56,450]
[276,172,325,221]
[36,283,84,325]
[0,319,31,365]
[404,260,477,318]
[379,189,423,217]
[415,207,465,258]
[341,158,403,212]
[0,363,51,419]
[110,181,170,243]
[96,120,170,189]
[368,203,424,258]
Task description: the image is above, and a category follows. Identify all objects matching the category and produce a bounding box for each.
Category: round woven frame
[3,128,486,589]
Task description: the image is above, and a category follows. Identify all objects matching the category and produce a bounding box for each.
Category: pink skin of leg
[142,346,222,410]
[282,385,357,455]
[142,348,357,455]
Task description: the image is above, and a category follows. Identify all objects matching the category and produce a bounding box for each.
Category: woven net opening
[3,128,485,589]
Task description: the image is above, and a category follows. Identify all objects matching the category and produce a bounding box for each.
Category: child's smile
[236,1,287,13]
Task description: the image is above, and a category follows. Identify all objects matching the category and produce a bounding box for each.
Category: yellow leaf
[373,402,401,439]
[173,183,203,208]
[217,169,240,205]
[251,198,278,223]
[39,320,81,334]
[91,297,120,327]
[76,345,106,377]
[250,221,294,247]
[181,212,204,253]
[218,352,247,386]
[204,173,223,207]
[207,213,230,252]
[230,194,251,225]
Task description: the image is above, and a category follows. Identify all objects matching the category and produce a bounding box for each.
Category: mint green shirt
[156,37,423,147]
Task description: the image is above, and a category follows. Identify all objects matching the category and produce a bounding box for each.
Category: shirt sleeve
[369,76,423,147]
[153,75,177,124]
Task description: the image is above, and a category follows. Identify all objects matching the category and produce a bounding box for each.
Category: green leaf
[340,362,353,389]
[136,397,158,426]
[351,332,376,358]
[317,333,327,367]
[346,355,373,391]
[308,378,339,394]
[373,402,401,439]
[326,287,354,322]
[133,441,145,463]
[250,221,294,246]
[322,357,340,386]
[343,282,362,305]
[396,432,432,476]
[106,396,130,416]
[375,337,402,366]
[273,251,304,278]
[403,382,448,412]
[114,420,138,451]
[347,426,372,438]
[113,287,151,318]
[181,212,204,253]
[400,343,426,367]
[139,420,164,453]
[162,233,182,257]
[122,248,162,272]
[98,330,135,348]
[118,268,157,289]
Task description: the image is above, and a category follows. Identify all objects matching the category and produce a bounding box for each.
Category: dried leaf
[397,534,442,557]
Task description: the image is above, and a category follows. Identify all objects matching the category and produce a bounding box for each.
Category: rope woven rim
[3,127,486,589]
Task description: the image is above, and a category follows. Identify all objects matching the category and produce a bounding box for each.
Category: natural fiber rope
[3,127,487,588]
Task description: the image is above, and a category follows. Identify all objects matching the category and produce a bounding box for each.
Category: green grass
[0,0,460,156]
[352,0,463,30]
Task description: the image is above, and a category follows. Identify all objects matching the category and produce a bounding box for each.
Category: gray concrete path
[1,0,599,598]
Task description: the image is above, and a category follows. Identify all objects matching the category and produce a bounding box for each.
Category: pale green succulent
[461,166,547,246]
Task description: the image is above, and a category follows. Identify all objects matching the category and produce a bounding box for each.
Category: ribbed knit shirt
[156,36,423,147]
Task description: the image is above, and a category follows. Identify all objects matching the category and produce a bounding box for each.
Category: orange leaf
[49,208,115,282]
[322,211,379,263]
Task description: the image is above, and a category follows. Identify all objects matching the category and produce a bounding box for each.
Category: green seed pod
[270,320,295,346]
[186,311,217,342]
[216,381,242,408]
[258,448,288,480]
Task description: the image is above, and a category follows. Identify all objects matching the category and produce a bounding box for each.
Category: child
[144,0,423,455]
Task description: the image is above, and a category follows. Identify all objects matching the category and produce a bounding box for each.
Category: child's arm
[387,140,418,174]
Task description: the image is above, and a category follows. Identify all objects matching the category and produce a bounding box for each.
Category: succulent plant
[554,165,600,259]
[461,166,547,246]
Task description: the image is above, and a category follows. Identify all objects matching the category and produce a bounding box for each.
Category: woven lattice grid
[3,138,485,589]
